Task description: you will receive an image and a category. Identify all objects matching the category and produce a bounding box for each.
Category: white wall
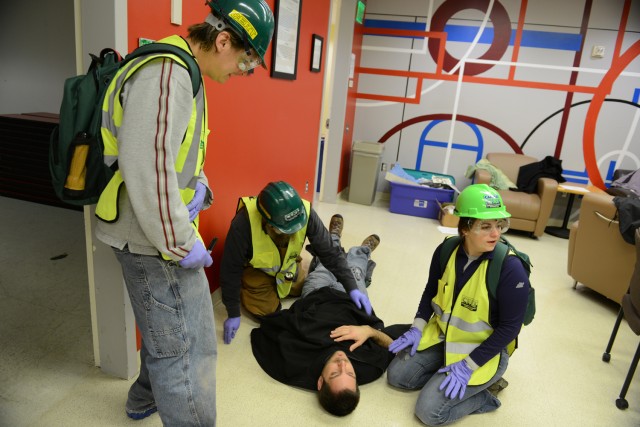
[353,0,640,192]
[0,0,76,114]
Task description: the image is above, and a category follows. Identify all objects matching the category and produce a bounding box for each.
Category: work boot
[487,377,509,396]
[361,234,380,252]
[329,214,343,237]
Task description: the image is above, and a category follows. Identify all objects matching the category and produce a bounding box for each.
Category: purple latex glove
[348,289,372,315]
[388,326,422,356]
[179,240,213,269]
[186,182,207,222]
[438,359,473,399]
[223,317,241,344]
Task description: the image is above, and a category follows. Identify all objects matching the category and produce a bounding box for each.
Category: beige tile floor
[1,193,639,427]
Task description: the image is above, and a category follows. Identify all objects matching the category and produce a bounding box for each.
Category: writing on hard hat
[257,181,307,234]
[454,184,511,219]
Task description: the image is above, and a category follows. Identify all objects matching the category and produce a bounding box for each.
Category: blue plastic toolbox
[402,169,456,186]
[389,181,455,219]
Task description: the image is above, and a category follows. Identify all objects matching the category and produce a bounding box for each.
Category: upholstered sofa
[568,192,634,303]
[474,152,559,237]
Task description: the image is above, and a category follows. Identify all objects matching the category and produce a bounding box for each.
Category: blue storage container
[402,169,456,186]
[389,181,454,219]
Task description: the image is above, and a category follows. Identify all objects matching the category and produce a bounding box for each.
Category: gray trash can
[348,140,385,205]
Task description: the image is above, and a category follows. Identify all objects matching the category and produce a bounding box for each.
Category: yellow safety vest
[239,197,310,298]
[417,246,501,386]
[95,35,207,223]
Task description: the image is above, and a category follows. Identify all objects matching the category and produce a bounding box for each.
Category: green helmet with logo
[454,184,511,219]
[257,181,307,234]
[208,0,275,64]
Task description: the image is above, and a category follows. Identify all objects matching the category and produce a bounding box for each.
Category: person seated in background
[219,182,373,345]
[250,216,408,416]
[386,184,529,426]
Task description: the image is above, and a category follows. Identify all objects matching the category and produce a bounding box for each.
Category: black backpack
[439,235,536,325]
[49,43,201,206]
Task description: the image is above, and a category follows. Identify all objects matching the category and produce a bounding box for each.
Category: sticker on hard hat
[484,195,502,208]
[284,208,301,221]
[229,10,258,40]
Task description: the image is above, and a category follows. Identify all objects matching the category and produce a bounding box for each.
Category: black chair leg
[603,308,625,362]
[616,342,640,410]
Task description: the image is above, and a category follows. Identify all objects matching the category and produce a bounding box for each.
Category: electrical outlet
[381,163,388,172]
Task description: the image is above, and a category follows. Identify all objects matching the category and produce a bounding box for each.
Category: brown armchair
[568,192,634,303]
[474,153,558,237]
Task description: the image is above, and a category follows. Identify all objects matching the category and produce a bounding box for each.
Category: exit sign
[355,1,366,24]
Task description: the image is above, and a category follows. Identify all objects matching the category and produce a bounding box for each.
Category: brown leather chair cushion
[498,190,541,221]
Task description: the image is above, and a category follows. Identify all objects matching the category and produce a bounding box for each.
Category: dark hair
[187,18,244,52]
[458,217,475,237]
[317,381,360,416]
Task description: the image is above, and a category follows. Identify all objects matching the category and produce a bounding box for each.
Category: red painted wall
[128,0,331,290]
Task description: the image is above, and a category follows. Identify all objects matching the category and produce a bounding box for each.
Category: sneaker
[487,377,509,396]
[126,406,158,420]
[361,234,380,252]
[329,214,344,237]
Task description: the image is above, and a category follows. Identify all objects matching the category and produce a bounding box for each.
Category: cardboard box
[389,181,454,219]
[438,201,459,227]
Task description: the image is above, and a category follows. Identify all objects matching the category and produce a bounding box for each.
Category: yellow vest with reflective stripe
[239,197,310,298]
[418,246,500,385]
[95,35,207,223]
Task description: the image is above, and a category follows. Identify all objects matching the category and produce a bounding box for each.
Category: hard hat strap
[205,13,228,31]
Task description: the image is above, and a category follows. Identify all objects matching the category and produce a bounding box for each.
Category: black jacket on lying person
[250,287,407,390]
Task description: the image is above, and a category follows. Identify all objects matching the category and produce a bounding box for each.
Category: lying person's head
[316,350,360,416]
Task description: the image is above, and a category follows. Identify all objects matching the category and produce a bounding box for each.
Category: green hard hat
[208,0,275,64]
[257,181,307,234]
[454,184,511,219]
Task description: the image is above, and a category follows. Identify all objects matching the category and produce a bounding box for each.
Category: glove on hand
[388,326,422,356]
[179,239,213,269]
[349,289,372,315]
[186,182,207,222]
[223,317,241,344]
[438,359,473,400]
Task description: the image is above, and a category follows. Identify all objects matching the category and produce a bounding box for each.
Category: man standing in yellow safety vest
[94,1,276,425]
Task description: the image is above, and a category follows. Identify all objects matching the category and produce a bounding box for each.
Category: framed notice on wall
[270,0,302,80]
[310,34,323,72]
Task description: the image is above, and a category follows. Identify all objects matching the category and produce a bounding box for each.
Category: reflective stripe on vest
[238,197,310,298]
[95,35,207,223]
[418,246,500,385]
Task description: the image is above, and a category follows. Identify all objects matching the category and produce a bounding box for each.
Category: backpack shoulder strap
[124,43,201,96]
[439,235,461,272]
[487,240,508,300]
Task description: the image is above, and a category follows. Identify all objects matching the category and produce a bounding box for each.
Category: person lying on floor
[250,215,408,416]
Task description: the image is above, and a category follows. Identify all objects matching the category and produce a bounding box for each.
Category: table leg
[545,194,576,239]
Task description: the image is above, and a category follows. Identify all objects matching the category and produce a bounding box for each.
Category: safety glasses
[238,51,262,72]
[470,219,510,235]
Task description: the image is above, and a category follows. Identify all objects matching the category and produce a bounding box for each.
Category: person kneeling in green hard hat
[386,184,530,425]
[219,181,374,344]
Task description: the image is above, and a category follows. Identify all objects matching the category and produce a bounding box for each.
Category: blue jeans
[113,246,217,426]
[387,342,508,426]
[301,234,371,297]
